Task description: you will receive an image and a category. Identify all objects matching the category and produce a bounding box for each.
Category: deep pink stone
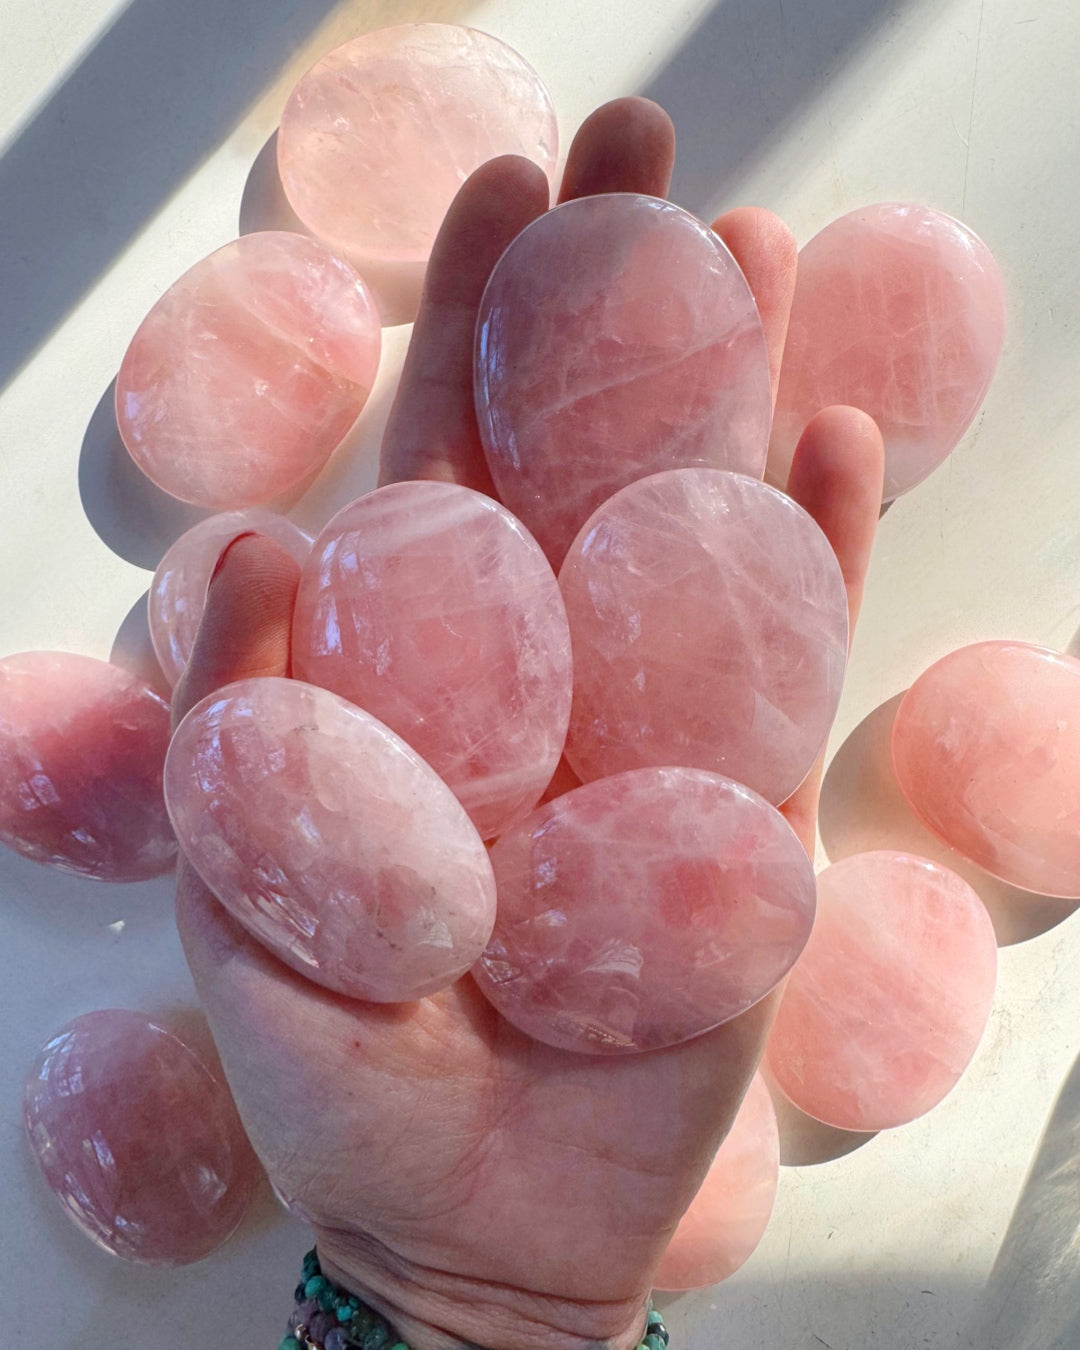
[769,203,1006,500]
[165,677,496,1002]
[292,482,572,840]
[559,469,848,804]
[475,194,772,565]
[892,641,1080,897]
[0,652,176,881]
[24,1009,258,1265]
[116,231,381,508]
[765,851,997,1132]
[473,767,815,1055]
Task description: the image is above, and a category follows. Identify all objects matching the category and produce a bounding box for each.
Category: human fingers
[556,96,675,203]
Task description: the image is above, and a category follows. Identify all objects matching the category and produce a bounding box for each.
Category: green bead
[319,1287,337,1312]
[644,1335,666,1350]
[389,1344,410,1350]
[363,1326,391,1350]
[279,1338,301,1350]
[304,1275,328,1299]
[647,1308,664,1326]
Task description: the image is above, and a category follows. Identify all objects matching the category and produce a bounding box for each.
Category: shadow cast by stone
[762,1067,877,1167]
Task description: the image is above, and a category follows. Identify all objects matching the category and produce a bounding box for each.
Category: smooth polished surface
[0,652,175,881]
[474,767,815,1055]
[117,232,381,508]
[292,482,572,839]
[475,194,771,564]
[166,678,496,1002]
[560,469,848,802]
[766,852,997,1132]
[24,1010,258,1265]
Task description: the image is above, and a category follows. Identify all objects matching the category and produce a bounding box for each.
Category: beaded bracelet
[281,1248,671,1350]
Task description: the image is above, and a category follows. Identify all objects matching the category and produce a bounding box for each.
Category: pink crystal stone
[277,24,557,322]
[116,231,381,508]
[475,194,772,565]
[0,652,175,881]
[150,510,312,686]
[654,1072,780,1290]
[165,677,496,1002]
[769,203,1006,500]
[766,851,997,1132]
[24,1009,258,1264]
[473,767,815,1055]
[292,482,572,840]
[892,641,1080,897]
[559,469,848,803]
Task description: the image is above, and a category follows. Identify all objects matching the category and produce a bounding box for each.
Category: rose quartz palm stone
[150,510,312,686]
[0,652,175,881]
[893,641,1080,897]
[166,677,496,1002]
[769,203,1006,501]
[473,767,815,1055]
[766,851,997,1132]
[117,231,381,508]
[654,1072,780,1290]
[559,469,848,803]
[475,194,772,565]
[292,481,572,840]
[24,1010,258,1264]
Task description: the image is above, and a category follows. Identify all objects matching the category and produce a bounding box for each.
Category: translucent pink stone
[165,677,496,1002]
[475,194,772,565]
[149,510,312,687]
[892,641,1080,897]
[473,768,815,1055]
[116,231,381,508]
[0,652,175,881]
[24,1009,258,1264]
[769,203,1006,500]
[559,469,848,803]
[292,482,572,840]
[766,851,997,1131]
[654,1072,780,1290]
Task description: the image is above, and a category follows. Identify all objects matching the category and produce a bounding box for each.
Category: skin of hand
[172,99,884,1350]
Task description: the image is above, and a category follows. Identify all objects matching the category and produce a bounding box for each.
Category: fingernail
[208,531,260,587]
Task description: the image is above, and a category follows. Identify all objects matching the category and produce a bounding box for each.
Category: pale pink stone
[654,1072,780,1290]
[475,194,772,565]
[24,1009,258,1265]
[0,652,176,881]
[474,768,815,1055]
[149,511,312,687]
[766,851,997,1132]
[165,677,496,1001]
[116,232,381,508]
[559,469,848,804]
[769,203,1006,501]
[277,24,557,322]
[892,641,1080,897]
[292,482,572,840]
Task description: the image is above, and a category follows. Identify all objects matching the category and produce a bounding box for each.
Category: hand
[174,99,884,1350]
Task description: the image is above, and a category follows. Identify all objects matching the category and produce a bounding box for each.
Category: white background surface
[2,1,1079,1346]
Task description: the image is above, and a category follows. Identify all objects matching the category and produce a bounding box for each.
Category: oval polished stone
[292,482,572,840]
[150,510,312,687]
[475,194,772,565]
[0,652,176,881]
[166,677,496,1002]
[769,203,1006,501]
[892,641,1080,896]
[24,1010,258,1265]
[560,469,848,803]
[766,852,997,1132]
[473,768,815,1055]
[117,231,381,508]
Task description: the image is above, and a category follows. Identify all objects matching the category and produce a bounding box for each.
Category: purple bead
[289,1299,319,1332]
[324,1329,352,1350]
[308,1311,336,1341]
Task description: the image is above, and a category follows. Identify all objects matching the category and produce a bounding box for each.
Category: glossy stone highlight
[166,678,496,1002]
[560,469,848,803]
[474,768,815,1055]
[117,232,381,508]
[0,652,176,881]
[475,194,772,564]
[769,203,1006,500]
[766,852,997,1132]
[24,1010,258,1265]
[893,641,1080,897]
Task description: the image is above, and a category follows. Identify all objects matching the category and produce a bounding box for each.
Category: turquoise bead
[304,1275,328,1299]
